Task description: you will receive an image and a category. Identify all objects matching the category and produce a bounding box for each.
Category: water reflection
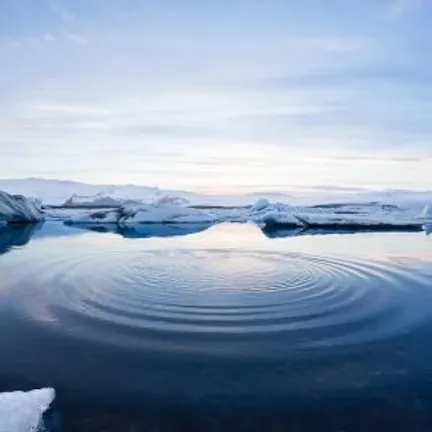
[0,222,431,432]
[0,223,40,255]
[71,222,213,238]
[0,222,430,257]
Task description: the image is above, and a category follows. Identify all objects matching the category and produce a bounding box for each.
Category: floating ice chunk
[251,198,270,212]
[248,202,301,227]
[152,195,189,207]
[66,209,121,224]
[293,211,421,229]
[0,388,55,432]
[63,191,143,207]
[0,191,44,224]
[121,204,215,224]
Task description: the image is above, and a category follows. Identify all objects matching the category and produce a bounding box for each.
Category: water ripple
[4,246,432,357]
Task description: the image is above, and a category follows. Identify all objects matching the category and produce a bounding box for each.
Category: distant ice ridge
[0,191,44,224]
[0,388,54,432]
[57,197,427,231]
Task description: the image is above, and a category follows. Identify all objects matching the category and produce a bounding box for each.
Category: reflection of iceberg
[0,223,40,255]
[0,387,55,432]
[261,226,410,239]
[119,223,212,238]
[68,223,213,239]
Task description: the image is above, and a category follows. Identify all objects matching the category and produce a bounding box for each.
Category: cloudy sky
[1,0,431,193]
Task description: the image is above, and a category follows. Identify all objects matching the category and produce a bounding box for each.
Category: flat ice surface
[0,388,55,432]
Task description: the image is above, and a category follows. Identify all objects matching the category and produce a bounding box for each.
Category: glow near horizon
[0,0,431,193]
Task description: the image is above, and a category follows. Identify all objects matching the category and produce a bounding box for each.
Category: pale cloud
[43,33,56,43]
[387,0,423,19]
[65,33,88,45]
[46,0,74,22]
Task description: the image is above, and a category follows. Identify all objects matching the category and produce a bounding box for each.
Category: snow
[0,388,54,432]
[3,178,432,208]
[45,198,428,232]
[0,178,430,232]
[121,204,215,224]
[251,198,271,212]
[0,191,44,223]
[65,209,121,224]
[62,192,144,207]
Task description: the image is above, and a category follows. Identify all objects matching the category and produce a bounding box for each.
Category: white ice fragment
[0,388,55,432]
[0,191,44,223]
[121,204,215,224]
[152,195,189,207]
[66,209,121,224]
[251,198,270,212]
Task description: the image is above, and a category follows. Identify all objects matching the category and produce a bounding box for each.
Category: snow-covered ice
[65,209,121,224]
[0,388,54,432]
[45,197,428,231]
[1,179,430,232]
[3,178,432,208]
[0,191,44,224]
[120,204,215,224]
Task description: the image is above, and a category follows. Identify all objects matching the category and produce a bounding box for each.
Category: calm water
[0,223,431,431]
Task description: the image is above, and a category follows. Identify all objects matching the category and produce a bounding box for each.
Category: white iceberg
[293,208,422,229]
[0,191,44,224]
[120,203,215,225]
[248,202,301,227]
[0,387,55,432]
[251,198,271,212]
[153,195,189,207]
[62,191,142,207]
[66,209,121,224]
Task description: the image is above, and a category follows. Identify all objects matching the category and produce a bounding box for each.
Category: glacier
[0,388,54,432]
[0,191,44,224]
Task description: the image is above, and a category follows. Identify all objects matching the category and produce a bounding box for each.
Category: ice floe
[0,191,44,224]
[50,197,428,232]
[0,387,54,432]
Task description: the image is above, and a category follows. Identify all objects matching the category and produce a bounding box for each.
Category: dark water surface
[0,223,431,431]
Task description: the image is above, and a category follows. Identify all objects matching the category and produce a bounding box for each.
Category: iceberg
[248,201,301,227]
[65,209,121,224]
[120,203,215,224]
[0,191,44,224]
[62,192,143,207]
[251,198,271,212]
[64,202,216,225]
[0,388,55,432]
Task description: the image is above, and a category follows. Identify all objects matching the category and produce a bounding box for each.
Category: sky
[1,0,431,194]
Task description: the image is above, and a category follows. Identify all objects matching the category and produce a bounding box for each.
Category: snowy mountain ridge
[0,177,431,208]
